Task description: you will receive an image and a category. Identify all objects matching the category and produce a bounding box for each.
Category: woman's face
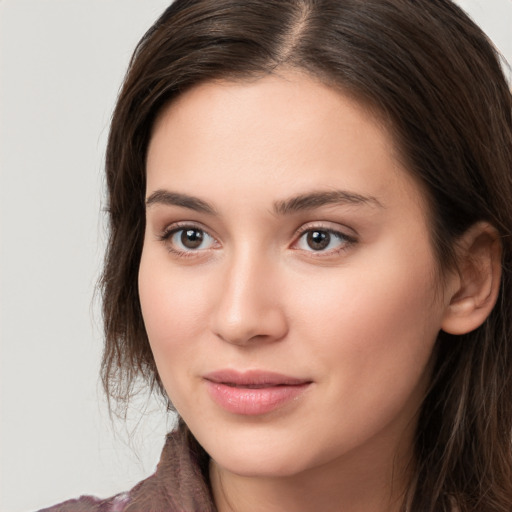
[139,72,452,478]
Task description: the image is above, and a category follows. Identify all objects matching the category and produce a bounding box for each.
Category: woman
[41,0,512,510]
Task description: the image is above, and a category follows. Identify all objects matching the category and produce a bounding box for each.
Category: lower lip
[205,381,310,415]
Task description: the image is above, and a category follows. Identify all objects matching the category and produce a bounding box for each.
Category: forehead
[146,72,426,217]
[150,72,390,157]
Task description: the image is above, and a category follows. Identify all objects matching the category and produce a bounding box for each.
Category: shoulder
[37,492,130,512]
[37,424,215,512]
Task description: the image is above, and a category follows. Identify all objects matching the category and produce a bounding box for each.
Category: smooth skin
[139,71,501,512]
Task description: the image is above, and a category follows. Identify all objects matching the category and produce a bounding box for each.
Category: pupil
[307,230,330,250]
[181,229,203,249]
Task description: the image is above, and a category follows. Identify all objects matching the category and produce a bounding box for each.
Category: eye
[161,225,218,254]
[295,228,355,253]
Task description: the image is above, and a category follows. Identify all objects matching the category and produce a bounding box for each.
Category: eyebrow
[273,190,383,215]
[145,190,217,214]
[145,188,383,216]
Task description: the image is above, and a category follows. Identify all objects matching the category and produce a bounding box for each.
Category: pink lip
[203,370,312,415]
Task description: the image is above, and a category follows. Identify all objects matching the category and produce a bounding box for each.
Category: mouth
[204,369,311,386]
[221,383,292,389]
[203,370,312,415]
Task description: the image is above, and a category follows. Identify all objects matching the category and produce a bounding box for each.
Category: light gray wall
[0,2,173,511]
[1,1,510,511]
[460,0,512,72]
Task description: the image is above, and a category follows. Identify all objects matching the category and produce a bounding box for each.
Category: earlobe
[441,222,502,335]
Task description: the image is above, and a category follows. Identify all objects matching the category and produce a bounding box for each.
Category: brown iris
[181,228,204,249]
[306,230,330,251]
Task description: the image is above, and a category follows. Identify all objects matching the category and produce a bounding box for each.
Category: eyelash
[158,222,219,258]
[293,225,357,256]
[157,223,357,258]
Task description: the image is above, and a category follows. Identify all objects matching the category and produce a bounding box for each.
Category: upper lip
[203,369,311,387]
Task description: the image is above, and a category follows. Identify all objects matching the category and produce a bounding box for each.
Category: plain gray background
[1,1,511,511]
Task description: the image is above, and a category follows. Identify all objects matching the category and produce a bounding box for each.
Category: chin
[196,425,321,478]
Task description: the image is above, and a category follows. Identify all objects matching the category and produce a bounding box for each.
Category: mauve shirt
[37,424,216,512]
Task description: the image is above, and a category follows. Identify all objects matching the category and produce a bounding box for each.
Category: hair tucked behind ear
[101,1,512,509]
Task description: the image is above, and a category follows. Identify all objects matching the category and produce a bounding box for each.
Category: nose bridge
[211,242,287,345]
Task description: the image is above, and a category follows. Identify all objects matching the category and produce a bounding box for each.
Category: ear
[441,222,502,335]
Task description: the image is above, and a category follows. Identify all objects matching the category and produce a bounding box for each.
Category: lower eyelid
[293,228,357,253]
[157,225,220,256]
[156,223,355,256]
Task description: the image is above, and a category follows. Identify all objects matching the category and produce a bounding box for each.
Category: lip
[203,370,312,415]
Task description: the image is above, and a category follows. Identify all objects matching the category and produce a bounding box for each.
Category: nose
[210,249,288,346]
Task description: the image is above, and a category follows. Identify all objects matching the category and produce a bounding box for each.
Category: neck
[210,439,412,512]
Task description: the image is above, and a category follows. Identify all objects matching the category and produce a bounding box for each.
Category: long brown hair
[101,1,512,510]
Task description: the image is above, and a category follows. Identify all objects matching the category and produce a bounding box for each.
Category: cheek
[138,259,215,416]
[138,249,210,384]
[280,255,441,456]
[290,241,443,393]
[138,225,444,431]
[139,273,202,342]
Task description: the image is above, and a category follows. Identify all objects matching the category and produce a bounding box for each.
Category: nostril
[211,311,288,346]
